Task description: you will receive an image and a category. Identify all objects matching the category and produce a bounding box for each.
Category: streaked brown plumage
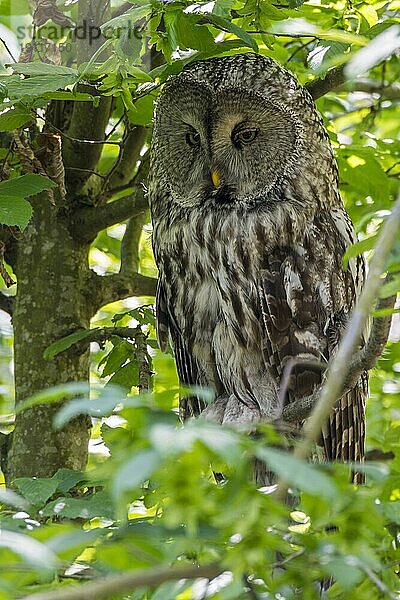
[149,53,366,481]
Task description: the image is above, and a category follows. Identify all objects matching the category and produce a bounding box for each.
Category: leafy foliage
[0,0,399,598]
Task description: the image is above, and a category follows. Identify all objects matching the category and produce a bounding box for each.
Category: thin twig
[22,562,223,600]
[64,167,107,179]
[0,38,17,62]
[361,564,398,599]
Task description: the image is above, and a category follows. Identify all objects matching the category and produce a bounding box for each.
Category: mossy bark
[7,194,92,480]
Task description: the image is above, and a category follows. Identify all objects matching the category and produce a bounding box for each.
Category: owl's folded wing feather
[156,278,206,419]
[257,213,366,466]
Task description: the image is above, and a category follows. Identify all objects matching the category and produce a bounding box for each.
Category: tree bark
[7,193,92,481]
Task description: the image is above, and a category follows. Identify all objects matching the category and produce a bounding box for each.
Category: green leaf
[270,19,367,46]
[10,63,78,76]
[342,235,377,267]
[53,385,128,428]
[379,275,400,299]
[101,340,134,378]
[51,469,87,493]
[14,477,59,506]
[212,0,236,18]
[1,74,78,99]
[113,449,161,498]
[164,12,216,53]
[128,93,155,126]
[108,361,139,391]
[0,196,32,230]
[42,491,115,520]
[308,42,349,75]
[42,91,96,102]
[380,501,400,525]
[255,447,339,499]
[150,421,243,463]
[0,106,32,131]
[0,173,57,197]
[338,148,389,201]
[15,382,90,415]
[101,4,152,32]
[324,556,363,589]
[43,328,96,360]
[206,14,258,52]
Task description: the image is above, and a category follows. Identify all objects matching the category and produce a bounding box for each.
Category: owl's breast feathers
[153,199,366,466]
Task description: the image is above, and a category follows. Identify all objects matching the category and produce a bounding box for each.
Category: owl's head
[151,53,333,208]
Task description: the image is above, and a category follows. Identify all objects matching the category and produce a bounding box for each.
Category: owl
[149,53,366,477]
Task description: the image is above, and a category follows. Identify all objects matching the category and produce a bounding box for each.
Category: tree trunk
[7,193,92,481]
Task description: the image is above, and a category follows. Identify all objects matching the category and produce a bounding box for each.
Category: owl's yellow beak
[211,170,221,189]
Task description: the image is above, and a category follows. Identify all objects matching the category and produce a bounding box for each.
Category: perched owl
[149,53,366,475]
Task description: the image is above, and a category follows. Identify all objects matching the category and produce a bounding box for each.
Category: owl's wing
[258,210,366,467]
[156,278,206,419]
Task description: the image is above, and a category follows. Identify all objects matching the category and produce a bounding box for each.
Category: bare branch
[86,270,157,313]
[306,66,346,100]
[22,562,223,600]
[0,37,17,62]
[70,188,148,243]
[121,212,149,273]
[361,564,398,600]
[293,191,400,461]
[107,126,147,191]
[62,85,113,194]
[76,326,143,350]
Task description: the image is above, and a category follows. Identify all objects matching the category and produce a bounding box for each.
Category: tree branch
[292,190,400,461]
[86,270,157,312]
[22,562,223,600]
[76,327,143,350]
[306,67,400,100]
[344,289,397,390]
[121,212,149,273]
[70,188,148,243]
[306,66,346,100]
[107,126,147,191]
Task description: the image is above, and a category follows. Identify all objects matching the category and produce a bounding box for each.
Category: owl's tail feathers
[321,375,367,483]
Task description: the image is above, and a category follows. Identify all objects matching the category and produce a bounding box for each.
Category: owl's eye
[186,129,201,147]
[232,127,258,147]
